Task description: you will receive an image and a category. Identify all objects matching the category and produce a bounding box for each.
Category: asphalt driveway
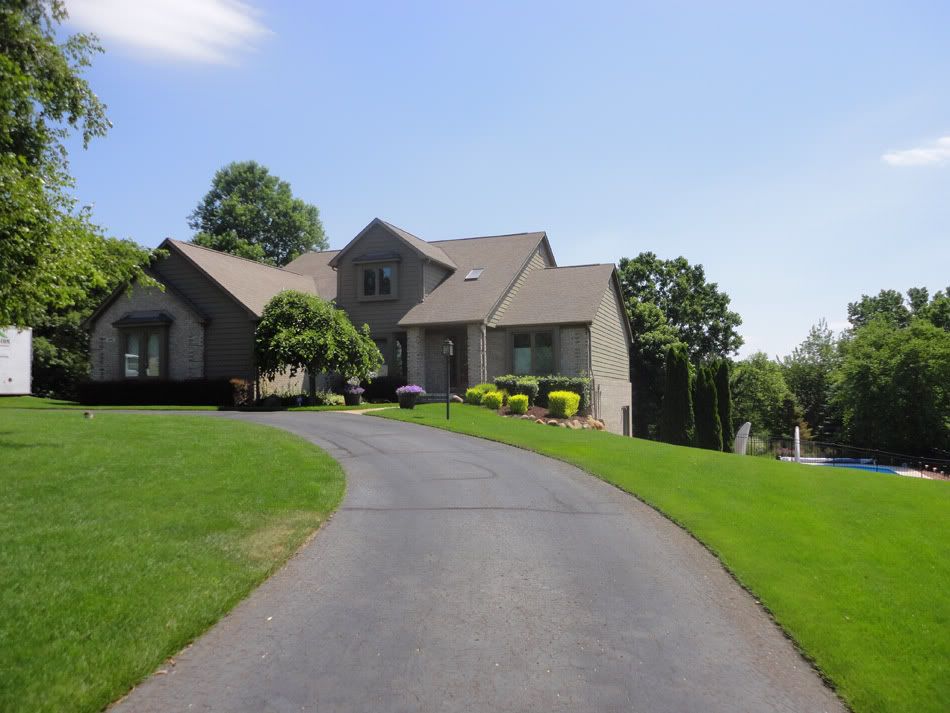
[113,411,843,713]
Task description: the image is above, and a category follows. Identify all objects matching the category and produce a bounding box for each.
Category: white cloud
[881,135,950,167]
[66,0,271,65]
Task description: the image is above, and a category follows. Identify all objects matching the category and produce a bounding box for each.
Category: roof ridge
[168,238,309,276]
[430,231,545,244]
[543,263,613,269]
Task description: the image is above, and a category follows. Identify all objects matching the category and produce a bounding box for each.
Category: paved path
[114,411,843,713]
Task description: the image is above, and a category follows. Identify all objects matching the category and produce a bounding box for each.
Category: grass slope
[375,404,949,713]
[0,411,345,713]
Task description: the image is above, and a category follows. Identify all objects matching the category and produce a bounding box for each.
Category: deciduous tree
[189,161,327,266]
[617,252,742,437]
[0,0,155,326]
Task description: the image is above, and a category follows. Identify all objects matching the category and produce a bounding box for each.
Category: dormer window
[464,268,484,281]
[360,263,396,300]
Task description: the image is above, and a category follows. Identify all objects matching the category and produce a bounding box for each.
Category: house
[86,218,633,432]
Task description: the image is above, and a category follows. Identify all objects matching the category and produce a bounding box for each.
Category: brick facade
[90,284,204,381]
[558,326,589,376]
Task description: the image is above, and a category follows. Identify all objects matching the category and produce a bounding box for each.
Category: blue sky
[62,0,950,358]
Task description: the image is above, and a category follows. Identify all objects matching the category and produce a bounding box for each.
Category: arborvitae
[659,344,693,446]
[694,365,723,451]
[714,359,734,452]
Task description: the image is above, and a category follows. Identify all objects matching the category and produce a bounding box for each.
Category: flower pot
[343,392,362,406]
[398,393,419,409]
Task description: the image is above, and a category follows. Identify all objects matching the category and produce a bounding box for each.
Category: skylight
[464,268,484,281]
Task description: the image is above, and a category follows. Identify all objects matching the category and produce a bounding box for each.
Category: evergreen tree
[694,366,723,451]
[714,360,734,451]
[659,344,693,446]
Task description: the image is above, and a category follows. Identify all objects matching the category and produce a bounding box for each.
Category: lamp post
[442,338,454,420]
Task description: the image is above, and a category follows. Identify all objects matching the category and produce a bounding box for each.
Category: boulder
[535,419,546,425]
[547,419,559,426]
[558,422,568,428]
[450,394,464,403]
[581,423,591,429]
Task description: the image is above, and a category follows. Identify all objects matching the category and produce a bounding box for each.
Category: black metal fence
[744,436,950,480]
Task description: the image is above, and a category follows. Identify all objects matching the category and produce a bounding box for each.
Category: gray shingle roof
[328,218,456,271]
[495,264,617,326]
[166,240,321,317]
[398,232,547,326]
[284,250,339,300]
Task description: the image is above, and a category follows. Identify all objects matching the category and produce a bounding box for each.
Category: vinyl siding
[153,252,257,380]
[487,247,549,326]
[424,261,451,296]
[590,282,631,380]
[335,223,426,341]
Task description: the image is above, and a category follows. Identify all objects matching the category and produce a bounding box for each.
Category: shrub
[313,390,344,406]
[76,379,234,406]
[537,375,591,412]
[508,393,529,414]
[493,375,539,405]
[473,382,495,393]
[360,375,406,402]
[548,390,580,418]
[482,390,504,410]
[465,387,484,405]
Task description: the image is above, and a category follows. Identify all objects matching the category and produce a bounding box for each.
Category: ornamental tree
[659,344,693,446]
[255,291,382,395]
[693,365,722,451]
[713,359,734,452]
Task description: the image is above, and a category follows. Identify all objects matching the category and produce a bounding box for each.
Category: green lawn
[374,404,949,713]
[0,411,345,713]
[0,395,391,412]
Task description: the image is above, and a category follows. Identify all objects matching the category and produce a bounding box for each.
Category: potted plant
[396,384,425,409]
[343,385,365,406]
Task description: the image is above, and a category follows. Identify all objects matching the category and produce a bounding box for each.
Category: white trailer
[0,327,32,395]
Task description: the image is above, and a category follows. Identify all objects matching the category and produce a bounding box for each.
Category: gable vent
[464,268,484,281]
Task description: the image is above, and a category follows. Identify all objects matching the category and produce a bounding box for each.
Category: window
[512,330,555,375]
[464,268,484,281]
[122,328,165,378]
[360,264,396,299]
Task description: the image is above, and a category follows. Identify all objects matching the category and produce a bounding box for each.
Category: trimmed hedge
[508,393,529,414]
[494,374,591,412]
[76,379,235,406]
[493,375,539,405]
[547,390,580,418]
[482,391,504,410]
[537,375,590,412]
[360,375,406,402]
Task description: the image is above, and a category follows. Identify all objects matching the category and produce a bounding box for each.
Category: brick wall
[90,284,204,381]
[592,376,632,435]
[558,326,589,376]
[406,326,425,387]
[486,328,507,380]
[466,323,486,386]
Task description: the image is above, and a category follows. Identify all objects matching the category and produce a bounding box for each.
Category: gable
[329,218,456,271]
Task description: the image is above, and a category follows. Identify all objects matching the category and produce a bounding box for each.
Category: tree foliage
[832,317,950,455]
[189,161,327,266]
[731,352,801,438]
[0,1,156,327]
[781,319,839,438]
[617,252,742,437]
[713,359,733,452]
[658,344,693,446]
[255,291,382,393]
[847,286,950,331]
[693,365,722,451]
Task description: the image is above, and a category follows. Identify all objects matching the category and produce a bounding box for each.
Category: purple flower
[396,384,426,395]
[345,386,365,395]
